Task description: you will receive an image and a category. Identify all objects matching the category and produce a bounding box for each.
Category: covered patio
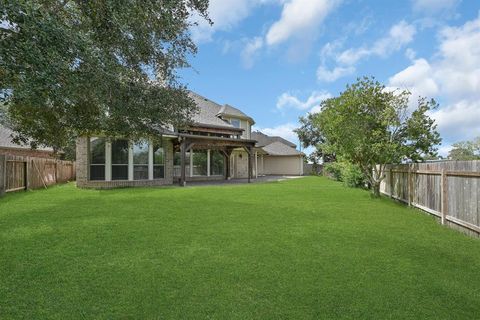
[174,133,257,186]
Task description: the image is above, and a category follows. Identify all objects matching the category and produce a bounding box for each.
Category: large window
[133,141,149,180]
[90,138,105,180]
[174,151,190,177]
[210,150,224,176]
[111,139,129,180]
[230,118,240,128]
[153,145,165,179]
[192,150,208,176]
[88,137,170,181]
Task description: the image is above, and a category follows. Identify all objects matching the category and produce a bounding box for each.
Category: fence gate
[6,159,27,192]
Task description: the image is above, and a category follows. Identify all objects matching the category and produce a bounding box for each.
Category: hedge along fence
[0,154,75,196]
[380,161,480,237]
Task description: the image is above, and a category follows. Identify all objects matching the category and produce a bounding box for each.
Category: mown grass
[0,177,479,319]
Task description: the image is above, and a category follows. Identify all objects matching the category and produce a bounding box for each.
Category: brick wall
[76,136,175,189]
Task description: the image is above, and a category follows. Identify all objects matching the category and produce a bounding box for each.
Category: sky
[180,0,480,156]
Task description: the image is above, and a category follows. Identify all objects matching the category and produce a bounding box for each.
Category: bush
[324,161,367,188]
[324,162,343,181]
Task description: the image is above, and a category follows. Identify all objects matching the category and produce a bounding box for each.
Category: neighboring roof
[188,91,242,131]
[0,125,54,152]
[262,141,304,156]
[218,104,255,124]
[251,131,297,148]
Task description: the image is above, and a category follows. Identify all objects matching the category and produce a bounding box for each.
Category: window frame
[153,144,165,180]
[132,140,150,181]
[230,118,241,128]
[89,137,106,181]
[110,139,129,181]
[209,150,224,176]
[192,149,208,176]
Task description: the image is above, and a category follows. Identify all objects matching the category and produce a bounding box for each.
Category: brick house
[76,91,303,188]
[0,125,56,158]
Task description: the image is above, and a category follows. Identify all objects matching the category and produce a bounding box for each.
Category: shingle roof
[262,141,304,156]
[251,131,297,148]
[0,125,53,152]
[218,104,255,124]
[188,91,242,130]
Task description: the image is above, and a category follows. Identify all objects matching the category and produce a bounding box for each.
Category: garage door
[263,156,303,175]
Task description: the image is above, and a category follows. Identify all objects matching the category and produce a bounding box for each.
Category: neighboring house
[0,125,56,158]
[252,131,304,176]
[76,91,302,188]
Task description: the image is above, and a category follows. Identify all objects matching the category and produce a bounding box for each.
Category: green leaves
[300,76,441,195]
[448,136,480,160]
[0,0,210,151]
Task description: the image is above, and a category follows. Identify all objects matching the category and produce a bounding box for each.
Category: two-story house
[75,91,303,188]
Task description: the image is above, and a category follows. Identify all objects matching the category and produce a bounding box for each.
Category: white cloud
[430,100,480,143]
[337,20,416,65]
[190,0,279,43]
[389,58,439,98]
[241,37,264,68]
[314,20,416,82]
[266,0,340,46]
[316,65,355,82]
[388,14,480,145]
[411,0,460,13]
[405,48,417,61]
[276,91,332,112]
[254,123,300,145]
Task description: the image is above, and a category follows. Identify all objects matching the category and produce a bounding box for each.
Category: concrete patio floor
[183,175,305,187]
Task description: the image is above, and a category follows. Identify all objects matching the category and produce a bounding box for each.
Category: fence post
[389,167,394,198]
[407,165,412,207]
[0,155,6,196]
[23,160,28,190]
[441,168,447,225]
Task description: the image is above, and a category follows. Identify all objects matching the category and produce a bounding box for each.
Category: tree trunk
[372,181,381,197]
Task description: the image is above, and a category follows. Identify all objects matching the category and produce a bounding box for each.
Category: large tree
[315,77,441,196]
[294,112,336,163]
[448,137,480,160]
[0,0,210,152]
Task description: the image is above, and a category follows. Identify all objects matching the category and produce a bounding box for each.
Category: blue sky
[180,0,480,156]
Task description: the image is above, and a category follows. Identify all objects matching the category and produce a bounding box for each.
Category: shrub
[324,162,343,181]
[324,161,367,188]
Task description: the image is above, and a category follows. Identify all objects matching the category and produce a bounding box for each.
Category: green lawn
[0,177,479,319]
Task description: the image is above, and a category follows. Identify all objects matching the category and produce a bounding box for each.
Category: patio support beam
[243,146,253,183]
[222,148,233,180]
[180,139,187,186]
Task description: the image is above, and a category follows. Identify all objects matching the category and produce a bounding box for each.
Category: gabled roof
[0,125,54,152]
[251,131,297,148]
[218,104,255,124]
[262,141,303,156]
[188,91,242,131]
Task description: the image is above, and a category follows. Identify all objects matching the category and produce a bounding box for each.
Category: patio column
[180,139,186,186]
[245,146,253,183]
[255,151,258,179]
[224,148,232,180]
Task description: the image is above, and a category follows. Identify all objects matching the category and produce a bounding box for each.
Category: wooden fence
[0,154,75,196]
[380,161,480,237]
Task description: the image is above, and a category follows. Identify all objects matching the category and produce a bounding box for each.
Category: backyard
[1,177,479,319]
